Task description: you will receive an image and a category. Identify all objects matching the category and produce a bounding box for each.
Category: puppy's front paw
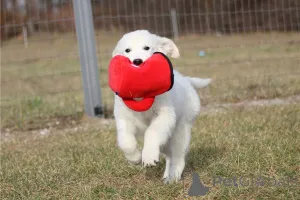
[125,150,142,165]
[163,165,184,184]
[163,174,182,184]
[142,146,160,167]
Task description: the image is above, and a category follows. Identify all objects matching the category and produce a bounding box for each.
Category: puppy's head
[112,30,180,66]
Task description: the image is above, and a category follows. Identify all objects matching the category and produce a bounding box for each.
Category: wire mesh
[1,0,299,131]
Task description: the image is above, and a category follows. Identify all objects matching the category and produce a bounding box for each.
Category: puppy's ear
[158,37,180,58]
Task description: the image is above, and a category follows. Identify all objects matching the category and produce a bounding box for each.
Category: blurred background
[1,0,300,131]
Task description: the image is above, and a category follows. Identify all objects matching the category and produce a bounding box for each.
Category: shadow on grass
[144,159,167,181]
[143,146,224,181]
[186,146,224,172]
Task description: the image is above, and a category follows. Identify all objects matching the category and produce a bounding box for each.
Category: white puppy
[112,30,211,183]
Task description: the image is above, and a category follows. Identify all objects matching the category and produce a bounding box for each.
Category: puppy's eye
[125,48,131,53]
[143,46,150,51]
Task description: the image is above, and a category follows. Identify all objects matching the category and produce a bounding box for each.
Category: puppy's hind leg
[164,122,192,184]
[160,145,171,179]
[116,119,141,165]
[163,157,171,179]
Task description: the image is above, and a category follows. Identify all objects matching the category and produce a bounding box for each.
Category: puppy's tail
[186,77,212,89]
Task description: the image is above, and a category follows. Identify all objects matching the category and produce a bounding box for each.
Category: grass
[1,104,299,199]
[1,31,300,130]
[1,31,299,199]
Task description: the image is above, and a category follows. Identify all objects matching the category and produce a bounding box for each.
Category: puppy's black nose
[133,59,143,66]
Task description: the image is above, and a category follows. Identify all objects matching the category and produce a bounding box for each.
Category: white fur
[112,30,211,184]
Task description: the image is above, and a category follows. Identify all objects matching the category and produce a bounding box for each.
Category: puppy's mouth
[131,64,140,68]
[133,97,144,101]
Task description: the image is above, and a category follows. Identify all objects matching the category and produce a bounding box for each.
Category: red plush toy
[108,52,174,112]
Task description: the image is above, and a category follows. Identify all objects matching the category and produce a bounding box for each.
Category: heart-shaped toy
[108,52,174,111]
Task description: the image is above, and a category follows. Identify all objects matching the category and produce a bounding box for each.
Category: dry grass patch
[1,104,299,199]
[1,31,300,130]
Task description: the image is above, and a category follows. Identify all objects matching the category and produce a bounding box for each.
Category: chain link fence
[1,0,300,131]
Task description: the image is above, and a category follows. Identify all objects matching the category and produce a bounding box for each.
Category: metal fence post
[72,0,103,117]
[170,8,179,41]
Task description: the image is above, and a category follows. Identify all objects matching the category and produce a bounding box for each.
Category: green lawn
[1,104,299,199]
[1,31,300,130]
